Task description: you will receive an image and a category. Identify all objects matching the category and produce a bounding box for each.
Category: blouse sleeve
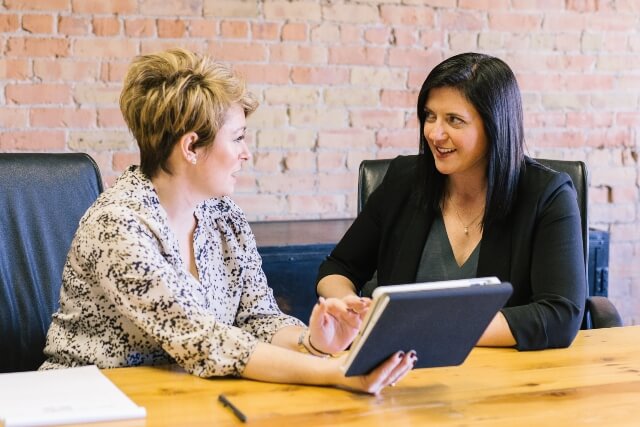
[79,206,259,378]
[223,201,306,339]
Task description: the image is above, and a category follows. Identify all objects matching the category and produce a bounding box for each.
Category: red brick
[208,41,267,62]
[0,14,20,32]
[511,0,566,8]
[253,152,283,173]
[0,108,28,128]
[6,83,71,104]
[101,62,130,83]
[585,129,631,149]
[30,107,96,128]
[323,4,380,24]
[351,110,405,129]
[98,108,126,128]
[33,59,98,82]
[310,22,339,43]
[72,0,136,13]
[282,23,307,41]
[440,10,484,31]
[0,59,29,79]
[340,25,361,44]
[189,19,216,38]
[270,45,327,64]
[317,172,357,192]
[93,17,121,36]
[0,130,65,150]
[616,113,640,127]
[388,47,441,68]
[203,0,259,18]
[489,12,543,32]
[524,112,566,127]
[376,129,420,149]
[74,39,137,58]
[139,40,205,56]
[7,37,69,57]
[288,195,345,216]
[566,112,614,128]
[22,14,53,33]
[588,13,637,31]
[380,5,434,26]
[139,0,201,16]
[365,27,392,45]
[6,0,69,11]
[317,151,346,171]
[318,129,375,150]
[58,16,89,35]
[285,151,316,172]
[252,22,279,40]
[291,66,348,85]
[393,28,417,46]
[530,130,585,148]
[157,19,187,38]
[124,18,156,37]
[113,152,140,172]
[264,2,321,21]
[233,63,290,85]
[541,12,586,31]
[460,0,509,8]
[381,90,418,108]
[259,174,315,194]
[220,20,248,38]
[329,46,385,65]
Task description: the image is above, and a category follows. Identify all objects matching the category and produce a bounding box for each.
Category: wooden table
[97,326,640,427]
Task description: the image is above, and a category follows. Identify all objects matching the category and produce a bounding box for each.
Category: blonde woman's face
[196,104,251,198]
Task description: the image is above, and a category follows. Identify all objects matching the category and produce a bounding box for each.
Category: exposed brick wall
[1,0,638,325]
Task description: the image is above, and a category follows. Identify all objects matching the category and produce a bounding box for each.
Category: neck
[445,174,487,204]
[151,170,200,228]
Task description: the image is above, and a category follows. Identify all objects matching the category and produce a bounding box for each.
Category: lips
[435,146,456,155]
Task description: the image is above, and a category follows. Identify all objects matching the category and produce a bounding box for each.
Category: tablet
[342,277,513,376]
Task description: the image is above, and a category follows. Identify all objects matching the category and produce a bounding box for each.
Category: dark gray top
[415,213,480,282]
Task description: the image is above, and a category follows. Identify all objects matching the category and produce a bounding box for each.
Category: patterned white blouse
[41,166,304,377]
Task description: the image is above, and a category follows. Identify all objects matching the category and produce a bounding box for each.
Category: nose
[425,120,447,143]
[240,141,252,162]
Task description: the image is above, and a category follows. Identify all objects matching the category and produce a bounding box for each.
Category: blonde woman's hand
[308,296,371,354]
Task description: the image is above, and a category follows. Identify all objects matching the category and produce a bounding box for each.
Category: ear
[177,132,199,165]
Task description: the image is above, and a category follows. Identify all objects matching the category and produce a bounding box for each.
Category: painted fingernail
[397,351,405,359]
[408,350,416,357]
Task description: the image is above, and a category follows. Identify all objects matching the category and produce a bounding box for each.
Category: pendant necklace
[449,195,484,236]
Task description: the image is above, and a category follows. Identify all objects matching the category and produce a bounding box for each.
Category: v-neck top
[415,213,480,282]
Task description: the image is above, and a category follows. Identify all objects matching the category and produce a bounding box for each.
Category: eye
[424,110,436,123]
[234,134,245,143]
[448,115,465,126]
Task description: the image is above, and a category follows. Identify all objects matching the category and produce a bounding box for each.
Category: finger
[364,351,405,393]
[384,351,417,388]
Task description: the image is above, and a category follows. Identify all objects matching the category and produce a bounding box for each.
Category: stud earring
[189,156,197,165]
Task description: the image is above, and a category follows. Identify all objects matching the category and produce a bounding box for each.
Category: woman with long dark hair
[317,53,585,350]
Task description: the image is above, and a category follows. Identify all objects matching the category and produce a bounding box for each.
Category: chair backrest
[0,153,103,372]
[358,158,589,265]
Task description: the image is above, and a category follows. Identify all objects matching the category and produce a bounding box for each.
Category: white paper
[0,365,146,427]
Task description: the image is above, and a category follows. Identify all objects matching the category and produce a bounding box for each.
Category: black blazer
[318,155,586,350]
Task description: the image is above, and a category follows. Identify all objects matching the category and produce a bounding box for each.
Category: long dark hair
[416,52,525,227]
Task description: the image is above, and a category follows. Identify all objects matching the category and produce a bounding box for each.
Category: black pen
[218,393,247,423]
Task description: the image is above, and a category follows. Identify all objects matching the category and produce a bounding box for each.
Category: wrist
[297,329,331,358]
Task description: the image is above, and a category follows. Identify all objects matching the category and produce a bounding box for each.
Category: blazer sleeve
[502,175,586,350]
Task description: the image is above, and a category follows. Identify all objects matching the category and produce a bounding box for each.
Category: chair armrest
[587,296,623,329]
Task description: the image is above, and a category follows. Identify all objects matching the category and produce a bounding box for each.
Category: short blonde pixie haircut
[120,48,258,178]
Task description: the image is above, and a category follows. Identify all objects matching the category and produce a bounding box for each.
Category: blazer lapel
[388,206,432,285]
[477,218,512,281]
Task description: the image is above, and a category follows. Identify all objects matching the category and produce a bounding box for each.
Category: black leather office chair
[358,157,622,329]
[0,153,104,372]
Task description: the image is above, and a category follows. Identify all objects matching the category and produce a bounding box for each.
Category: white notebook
[0,365,146,427]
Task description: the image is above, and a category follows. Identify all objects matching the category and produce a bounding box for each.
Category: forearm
[241,342,339,386]
[317,274,358,298]
[476,311,516,347]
